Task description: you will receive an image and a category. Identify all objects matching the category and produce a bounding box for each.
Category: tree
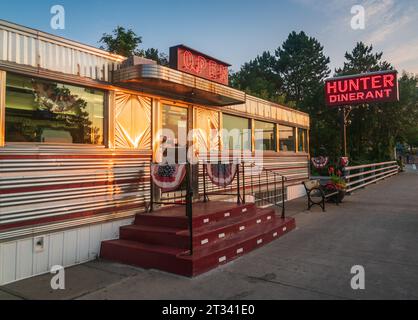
[230,52,282,101]
[335,43,418,161]
[99,26,142,57]
[275,31,331,112]
[137,48,169,66]
[99,26,169,66]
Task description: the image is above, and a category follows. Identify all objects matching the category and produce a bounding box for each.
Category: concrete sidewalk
[1,172,418,300]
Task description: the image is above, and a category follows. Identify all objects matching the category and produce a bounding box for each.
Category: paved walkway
[1,172,418,300]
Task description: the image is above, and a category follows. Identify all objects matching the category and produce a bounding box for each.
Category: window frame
[221,113,252,151]
[254,119,277,152]
[278,124,296,153]
[3,73,108,147]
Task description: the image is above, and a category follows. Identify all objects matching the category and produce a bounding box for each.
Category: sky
[1,0,417,75]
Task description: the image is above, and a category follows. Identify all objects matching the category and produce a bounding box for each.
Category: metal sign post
[340,106,352,157]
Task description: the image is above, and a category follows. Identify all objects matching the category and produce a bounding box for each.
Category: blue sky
[1,0,417,74]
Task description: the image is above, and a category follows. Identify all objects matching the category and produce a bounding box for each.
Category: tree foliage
[99,26,142,57]
[231,35,418,162]
[335,42,418,161]
[99,26,169,66]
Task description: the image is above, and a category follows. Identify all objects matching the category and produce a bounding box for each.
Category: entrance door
[161,104,188,164]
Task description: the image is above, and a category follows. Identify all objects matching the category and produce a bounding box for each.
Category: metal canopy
[113,64,246,106]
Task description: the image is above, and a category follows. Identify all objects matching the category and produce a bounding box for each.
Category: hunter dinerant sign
[325,70,399,107]
[169,45,230,85]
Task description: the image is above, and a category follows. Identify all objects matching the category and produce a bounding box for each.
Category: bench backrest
[303,180,320,191]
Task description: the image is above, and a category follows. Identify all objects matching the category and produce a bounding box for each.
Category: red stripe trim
[0,178,150,195]
[0,203,145,231]
[0,154,152,160]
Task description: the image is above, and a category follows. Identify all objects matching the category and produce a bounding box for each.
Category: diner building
[0,20,310,283]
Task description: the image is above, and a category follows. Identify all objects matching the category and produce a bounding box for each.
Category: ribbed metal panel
[0,145,151,230]
[0,20,124,82]
[113,64,246,103]
[225,95,310,128]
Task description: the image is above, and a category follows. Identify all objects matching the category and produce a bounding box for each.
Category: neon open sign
[169,45,230,86]
[325,70,399,107]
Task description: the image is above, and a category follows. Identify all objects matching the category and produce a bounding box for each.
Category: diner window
[222,114,251,151]
[298,128,308,152]
[279,125,296,152]
[5,74,105,145]
[162,104,188,147]
[255,120,276,151]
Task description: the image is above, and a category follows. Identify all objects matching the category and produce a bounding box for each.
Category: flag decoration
[151,163,186,192]
[206,163,238,187]
[311,156,329,169]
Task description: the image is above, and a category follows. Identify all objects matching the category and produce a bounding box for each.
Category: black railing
[248,164,287,219]
[148,161,288,257]
[202,162,244,205]
[147,162,194,255]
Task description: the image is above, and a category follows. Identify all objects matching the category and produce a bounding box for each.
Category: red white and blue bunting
[151,164,186,192]
[311,156,329,169]
[206,163,238,187]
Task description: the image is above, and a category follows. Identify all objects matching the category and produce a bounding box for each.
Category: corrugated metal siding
[0,145,151,239]
[0,20,124,82]
[197,155,309,197]
[225,95,310,128]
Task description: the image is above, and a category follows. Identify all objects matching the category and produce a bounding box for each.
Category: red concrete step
[120,224,188,248]
[100,239,192,276]
[100,217,296,277]
[182,217,296,276]
[120,207,276,249]
[184,208,277,249]
[134,202,256,229]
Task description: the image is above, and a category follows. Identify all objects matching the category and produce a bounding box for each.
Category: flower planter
[326,189,346,203]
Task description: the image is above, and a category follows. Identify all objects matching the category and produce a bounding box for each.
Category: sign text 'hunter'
[325,71,399,107]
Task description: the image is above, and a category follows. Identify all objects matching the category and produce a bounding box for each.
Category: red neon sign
[325,71,399,107]
[170,45,230,85]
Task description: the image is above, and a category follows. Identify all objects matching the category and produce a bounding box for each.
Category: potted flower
[324,166,347,203]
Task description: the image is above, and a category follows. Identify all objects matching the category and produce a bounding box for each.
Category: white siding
[0,20,124,82]
[0,218,133,285]
[287,184,306,201]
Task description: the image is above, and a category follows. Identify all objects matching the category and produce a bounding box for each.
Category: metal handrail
[247,163,287,219]
[343,161,399,193]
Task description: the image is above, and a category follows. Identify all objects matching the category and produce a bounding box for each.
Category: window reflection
[222,114,251,151]
[279,125,295,152]
[255,120,276,151]
[5,74,104,144]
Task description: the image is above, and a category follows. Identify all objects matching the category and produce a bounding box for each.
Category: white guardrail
[343,161,400,193]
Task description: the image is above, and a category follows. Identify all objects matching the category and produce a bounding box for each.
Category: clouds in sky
[294,0,418,74]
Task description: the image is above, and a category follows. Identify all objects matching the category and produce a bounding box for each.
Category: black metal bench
[302,180,340,212]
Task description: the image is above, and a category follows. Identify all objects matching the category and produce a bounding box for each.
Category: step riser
[122,210,276,250]
[192,211,276,249]
[120,228,190,249]
[191,203,257,228]
[100,242,192,276]
[134,215,187,228]
[134,203,257,229]
[101,218,296,277]
[189,219,296,276]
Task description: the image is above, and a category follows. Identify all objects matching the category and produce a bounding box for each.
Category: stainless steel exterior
[0,19,125,82]
[0,20,310,243]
